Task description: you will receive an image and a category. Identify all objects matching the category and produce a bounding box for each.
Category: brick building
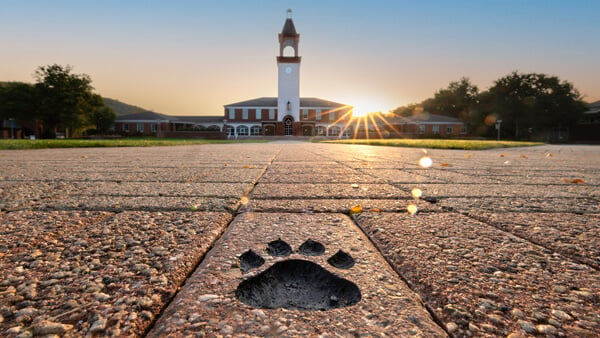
[223,10,352,137]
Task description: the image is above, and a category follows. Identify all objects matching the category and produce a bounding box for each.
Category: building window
[284,117,294,136]
[123,124,129,132]
[226,125,235,136]
[137,123,144,133]
[446,125,453,134]
[256,109,262,119]
[242,109,248,120]
[328,126,340,136]
[329,110,335,121]
[302,109,308,119]
[432,125,440,134]
[250,125,261,135]
[461,125,467,134]
[237,125,249,136]
[151,124,157,132]
[316,109,322,120]
[228,108,235,120]
[269,109,275,120]
[316,126,325,135]
[419,125,425,134]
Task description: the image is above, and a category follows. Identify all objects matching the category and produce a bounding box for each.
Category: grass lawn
[321,139,543,150]
[0,138,268,150]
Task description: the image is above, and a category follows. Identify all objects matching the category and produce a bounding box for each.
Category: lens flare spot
[419,156,433,168]
[411,188,423,199]
[240,196,250,205]
[190,204,200,211]
[465,153,472,159]
[484,114,497,126]
[407,204,418,215]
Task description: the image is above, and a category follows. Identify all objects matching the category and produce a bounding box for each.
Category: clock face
[285,66,292,74]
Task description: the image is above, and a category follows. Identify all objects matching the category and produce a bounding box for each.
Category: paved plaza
[0,142,599,337]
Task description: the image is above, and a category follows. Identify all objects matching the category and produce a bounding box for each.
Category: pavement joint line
[467,213,600,271]
[271,148,452,334]
[349,209,452,336]
[142,146,284,335]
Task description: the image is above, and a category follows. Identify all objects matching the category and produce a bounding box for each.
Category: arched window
[250,125,261,136]
[283,45,295,57]
[226,125,235,136]
[237,125,249,136]
[316,126,325,136]
[328,126,341,136]
[284,116,294,136]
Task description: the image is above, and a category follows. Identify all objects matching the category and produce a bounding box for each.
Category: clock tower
[277,9,301,125]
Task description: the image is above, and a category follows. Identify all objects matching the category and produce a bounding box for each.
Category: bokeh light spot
[419,156,433,168]
[411,188,423,199]
[407,204,418,215]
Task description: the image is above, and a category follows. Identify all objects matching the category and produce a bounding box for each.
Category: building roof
[115,111,174,122]
[388,113,464,124]
[281,18,297,35]
[173,116,224,124]
[224,97,348,108]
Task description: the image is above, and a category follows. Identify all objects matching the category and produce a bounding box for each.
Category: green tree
[484,72,586,140]
[34,64,103,137]
[422,77,479,120]
[0,82,38,121]
[90,102,116,134]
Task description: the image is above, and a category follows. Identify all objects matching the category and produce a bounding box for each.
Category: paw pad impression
[236,239,361,311]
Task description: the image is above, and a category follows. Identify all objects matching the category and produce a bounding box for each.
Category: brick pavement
[0,143,598,337]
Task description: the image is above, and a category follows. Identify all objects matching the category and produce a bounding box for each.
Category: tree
[0,82,38,121]
[422,77,479,120]
[90,103,116,134]
[484,72,586,140]
[34,64,103,137]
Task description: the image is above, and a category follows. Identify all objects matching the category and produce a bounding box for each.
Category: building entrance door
[284,117,294,136]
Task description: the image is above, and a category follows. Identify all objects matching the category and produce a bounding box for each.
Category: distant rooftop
[224,97,349,108]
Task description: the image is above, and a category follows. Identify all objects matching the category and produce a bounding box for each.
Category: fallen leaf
[546,153,554,157]
[520,155,528,159]
[563,178,585,184]
[371,208,381,213]
[440,163,452,167]
[349,205,363,215]
[351,184,359,189]
[243,165,250,169]
[190,204,200,211]
[223,163,228,167]
[499,154,505,157]
[465,154,472,159]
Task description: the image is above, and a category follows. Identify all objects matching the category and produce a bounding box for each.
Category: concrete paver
[0,143,598,337]
[148,212,446,337]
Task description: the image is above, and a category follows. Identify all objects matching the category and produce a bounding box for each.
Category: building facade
[223,10,352,137]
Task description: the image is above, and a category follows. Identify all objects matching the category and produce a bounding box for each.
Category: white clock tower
[277,9,301,125]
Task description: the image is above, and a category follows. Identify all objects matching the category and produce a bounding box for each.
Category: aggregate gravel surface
[1,142,599,337]
[0,211,231,337]
[354,212,600,337]
[148,212,446,337]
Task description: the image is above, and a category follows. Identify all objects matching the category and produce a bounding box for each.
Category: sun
[351,101,382,118]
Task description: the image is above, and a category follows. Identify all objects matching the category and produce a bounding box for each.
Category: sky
[1,0,599,116]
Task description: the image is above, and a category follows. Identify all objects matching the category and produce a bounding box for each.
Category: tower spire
[287,8,292,19]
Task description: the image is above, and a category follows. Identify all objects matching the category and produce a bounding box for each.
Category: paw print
[235,239,361,311]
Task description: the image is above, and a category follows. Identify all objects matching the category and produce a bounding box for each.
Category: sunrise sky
[1,0,599,116]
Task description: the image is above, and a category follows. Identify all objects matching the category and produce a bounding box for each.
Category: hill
[102,97,149,116]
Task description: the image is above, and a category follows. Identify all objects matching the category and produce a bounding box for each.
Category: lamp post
[496,119,502,141]
[9,118,14,139]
